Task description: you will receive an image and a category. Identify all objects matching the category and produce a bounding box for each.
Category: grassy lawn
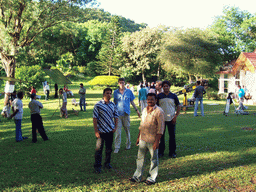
[0,79,256,191]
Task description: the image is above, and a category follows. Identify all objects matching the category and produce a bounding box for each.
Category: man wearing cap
[29,93,49,143]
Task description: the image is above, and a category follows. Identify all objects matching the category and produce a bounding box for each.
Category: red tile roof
[243,52,256,68]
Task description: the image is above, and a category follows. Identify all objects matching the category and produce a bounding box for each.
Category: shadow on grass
[0,101,256,190]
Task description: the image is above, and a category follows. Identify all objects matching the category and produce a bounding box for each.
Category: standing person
[29,93,48,143]
[137,82,142,95]
[113,78,140,153]
[138,85,147,112]
[45,82,50,100]
[157,80,181,158]
[237,85,245,110]
[10,92,28,142]
[155,80,163,95]
[30,86,36,95]
[54,84,58,98]
[129,93,165,185]
[93,88,119,173]
[79,83,86,111]
[59,88,68,118]
[193,81,206,117]
[130,85,135,93]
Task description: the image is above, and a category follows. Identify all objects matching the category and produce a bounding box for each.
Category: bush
[206,88,220,100]
[15,65,45,92]
[88,76,119,88]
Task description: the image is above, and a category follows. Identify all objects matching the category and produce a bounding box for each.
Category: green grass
[0,80,256,191]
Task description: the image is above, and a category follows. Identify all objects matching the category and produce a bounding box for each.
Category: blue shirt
[93,100,119,133]
[114,88,135,116]
[139,88,147,101]
[238,88,245,98]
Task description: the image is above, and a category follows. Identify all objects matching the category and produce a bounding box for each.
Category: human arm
[112,117,118,133]
[172,105,181,124]
[93,118,100,138]
[136,131,141,146]
[153,134,162,150]
[131,100,140,118]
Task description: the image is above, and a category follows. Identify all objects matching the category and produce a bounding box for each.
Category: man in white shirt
[10,92,28,142]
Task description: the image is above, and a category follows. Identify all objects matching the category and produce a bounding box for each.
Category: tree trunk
[142,70,145,83]
[0,53,16,106]
[157,64,160,80]
[188,73,192,84]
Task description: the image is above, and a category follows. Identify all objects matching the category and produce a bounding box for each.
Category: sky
[94,0,256,29]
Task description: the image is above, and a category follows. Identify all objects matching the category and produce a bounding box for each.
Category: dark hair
[103,88,112,94]
[80,83,83,86]
[118,78,125,82]
[162,80,171,87]
[59,88,63,91]
[147,93,157,99]
[31,93,36,99]
[17,92,23,99]
[196,81,201,85]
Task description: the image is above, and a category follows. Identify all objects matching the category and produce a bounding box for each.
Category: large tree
[160,28,223,82]
[0,0,94,105]
[122,27,164,82]
[211,6,256,60]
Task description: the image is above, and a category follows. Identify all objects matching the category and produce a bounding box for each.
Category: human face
[163,84,170,93]
[118,81,125,89]
[147,96,156,107]
[155,83,161,90]
[103,90,112,101]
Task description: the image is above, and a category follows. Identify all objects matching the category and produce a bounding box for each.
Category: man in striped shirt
[93,88,119,173]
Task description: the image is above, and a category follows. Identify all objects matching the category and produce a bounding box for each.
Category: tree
[96,16,123,75]
[160,28,223,81]
[211,6,256,61]
[122,27,163,82]
[0,0,94,105]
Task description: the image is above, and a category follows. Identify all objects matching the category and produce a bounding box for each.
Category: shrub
[88,76,119,87]
[206,88,220,100]
[15,65,45,92]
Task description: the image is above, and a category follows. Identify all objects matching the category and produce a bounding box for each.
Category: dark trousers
[31,114,48,142]
[94,132,113,168]
[45,90,49,100]
[158,120,176,156]
[54,90,58,98]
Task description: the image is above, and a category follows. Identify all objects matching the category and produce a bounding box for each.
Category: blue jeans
[15,119,23,141]
[194,97,204,116]
[132,140,159,182]
[80,97,86,111]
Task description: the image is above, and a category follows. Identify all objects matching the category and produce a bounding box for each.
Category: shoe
[194,115,199,117]
[129,177,139,183]
[169,153,177,158]
[32,140,37,143]
[114,149,119,153]
[16,140,23,142]
[94,167,101,174]
[22,137,28,140]
[158,153,164,158]
[104,163,112,169]
[145,180,155,185]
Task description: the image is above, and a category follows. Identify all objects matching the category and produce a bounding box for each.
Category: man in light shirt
[129,93,165,185]
[10,92,28,142]
[29,93,49,143]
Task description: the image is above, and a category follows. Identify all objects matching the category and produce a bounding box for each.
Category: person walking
[157,80,181,158]
[29,93,49,143]
[79,83,86,111]
[54,84,58,98]
[129,93,165,185]
[138,84,147,112]
[93,88,119,173]
[113,78,140,153]
[10,92,28,142]
[193,81,206,117]
[237,85,245,110]
[44,82,50,100]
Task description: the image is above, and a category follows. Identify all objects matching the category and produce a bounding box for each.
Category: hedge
[88,76,119,87]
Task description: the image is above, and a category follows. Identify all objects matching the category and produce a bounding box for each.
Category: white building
[217,49,256,105]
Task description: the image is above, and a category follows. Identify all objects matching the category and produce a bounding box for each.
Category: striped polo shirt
[157,92,180,122]
[93,100,119,133]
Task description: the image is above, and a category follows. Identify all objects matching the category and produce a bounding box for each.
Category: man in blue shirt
[138,84,148,112]
[93,88,119,173]
[114,78,141,153]
[237,85,245,110]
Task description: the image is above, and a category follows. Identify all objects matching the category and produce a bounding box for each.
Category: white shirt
[12,98,23,119]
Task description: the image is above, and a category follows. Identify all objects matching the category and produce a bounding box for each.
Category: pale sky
[95,0,256,29]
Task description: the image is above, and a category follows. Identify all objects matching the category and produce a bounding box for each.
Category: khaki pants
[115,114,130,149]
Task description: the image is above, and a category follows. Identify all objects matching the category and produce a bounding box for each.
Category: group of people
[93,78,181,185]
[9,83,87,142]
